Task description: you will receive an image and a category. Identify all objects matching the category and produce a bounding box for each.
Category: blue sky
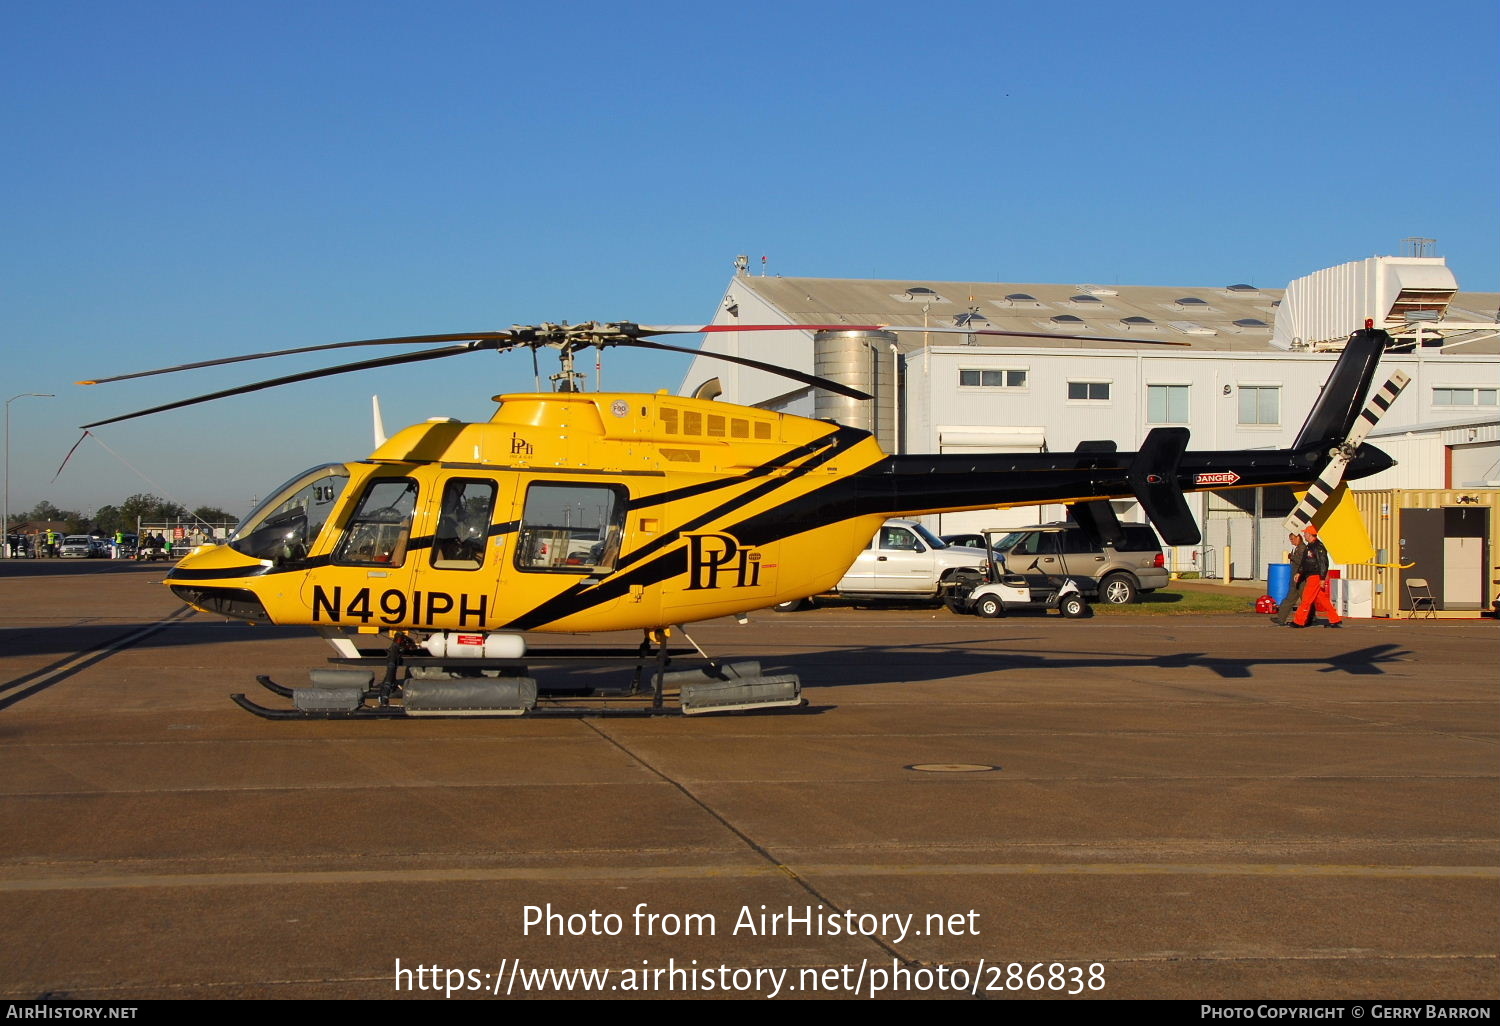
[3,0,1496,517]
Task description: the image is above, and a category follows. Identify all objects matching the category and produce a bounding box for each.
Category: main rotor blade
[78,332,517,386]
[883,325,1189,346]
[636,322,1187,347]
[634,323,884,336]
[82,343,483,429]
[625,338,873,400]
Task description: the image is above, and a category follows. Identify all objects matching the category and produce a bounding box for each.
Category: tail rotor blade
[1285,369,1411,533]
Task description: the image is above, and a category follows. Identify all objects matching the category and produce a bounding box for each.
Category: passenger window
[335,479,418,567]
[516,483,627,573]
[881,527,920,551]
[431,479,497,571]
[1061,530,1098,555]
[1011,533,1042,556]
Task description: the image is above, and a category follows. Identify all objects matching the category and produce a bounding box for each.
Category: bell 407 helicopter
[80,320,1402,719]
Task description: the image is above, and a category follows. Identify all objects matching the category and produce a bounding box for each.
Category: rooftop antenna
[1402,236,1436,258]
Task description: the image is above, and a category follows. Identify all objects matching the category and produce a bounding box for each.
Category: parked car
[59,534,104,558]
[773,519,989,610]
[987,522,1167,604]
[941,532,997,551]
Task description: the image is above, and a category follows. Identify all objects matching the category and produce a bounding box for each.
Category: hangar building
[678,254,1499,583]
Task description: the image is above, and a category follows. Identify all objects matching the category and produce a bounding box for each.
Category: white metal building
[679,255,1499,580]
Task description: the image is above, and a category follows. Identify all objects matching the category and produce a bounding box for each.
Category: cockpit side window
[334,478,419,567]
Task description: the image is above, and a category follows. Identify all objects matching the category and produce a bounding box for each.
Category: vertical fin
[1285,370,1410,534]
[1128,428,1200,546]
[372,395,387,448]
[1293,328,1391,449]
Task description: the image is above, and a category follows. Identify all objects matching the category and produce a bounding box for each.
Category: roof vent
[1167,320,1217,336]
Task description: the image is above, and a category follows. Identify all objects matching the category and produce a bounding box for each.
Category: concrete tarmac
[0,560,1495,1000]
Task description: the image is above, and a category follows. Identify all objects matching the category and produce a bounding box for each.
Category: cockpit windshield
[227,465,349,564]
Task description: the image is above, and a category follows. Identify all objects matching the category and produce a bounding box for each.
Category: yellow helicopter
[80,320,1402,719]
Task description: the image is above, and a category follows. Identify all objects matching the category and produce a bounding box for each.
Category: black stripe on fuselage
[501,426,871,630]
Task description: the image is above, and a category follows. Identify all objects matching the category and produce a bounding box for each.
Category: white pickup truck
[774,519,989,610]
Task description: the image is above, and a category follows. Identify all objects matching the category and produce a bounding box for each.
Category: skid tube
[231,627,807,720]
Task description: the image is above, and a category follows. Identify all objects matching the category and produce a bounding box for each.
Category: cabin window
[335,478,419,567]
[431,479,497,571]
[516,482,628,574]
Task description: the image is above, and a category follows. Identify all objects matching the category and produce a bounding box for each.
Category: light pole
[4,393,55,557]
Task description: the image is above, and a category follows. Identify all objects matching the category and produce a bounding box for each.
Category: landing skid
[231,628,805,720]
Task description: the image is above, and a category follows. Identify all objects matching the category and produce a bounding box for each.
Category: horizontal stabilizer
[1071,442,1124,547]
[1128,428,1201,546]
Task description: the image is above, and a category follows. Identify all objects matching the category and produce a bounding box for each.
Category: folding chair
[1405,578,1437,619]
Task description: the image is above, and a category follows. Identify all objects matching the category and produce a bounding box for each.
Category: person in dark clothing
[1271,532,1307,625]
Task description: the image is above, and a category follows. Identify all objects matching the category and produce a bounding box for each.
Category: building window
[1068,381,1110,401]
[960,369,1027,388]
[1147,384,1190,423]
[1238,385,1280,425]
[1433,387,1498,407]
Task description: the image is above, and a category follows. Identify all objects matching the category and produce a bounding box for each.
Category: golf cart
[942,528,1095,618]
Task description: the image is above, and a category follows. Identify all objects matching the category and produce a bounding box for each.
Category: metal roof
[717,275,1498,355]
[721,276,1286,353]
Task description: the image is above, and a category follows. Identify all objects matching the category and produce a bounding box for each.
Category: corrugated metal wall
[1348,488,1498,617]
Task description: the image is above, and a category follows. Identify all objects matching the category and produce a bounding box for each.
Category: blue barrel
[1268,562,1293,603]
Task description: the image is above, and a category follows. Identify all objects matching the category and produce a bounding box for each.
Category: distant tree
[191,506,236,525]
[93,505,125,534]
[25,500,71,523]
[118,493,187,527]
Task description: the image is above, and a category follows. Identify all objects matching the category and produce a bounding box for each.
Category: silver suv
[990,523,1167,604]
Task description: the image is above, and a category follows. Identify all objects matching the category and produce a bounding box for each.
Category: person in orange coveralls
[1289,524,1343,629]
